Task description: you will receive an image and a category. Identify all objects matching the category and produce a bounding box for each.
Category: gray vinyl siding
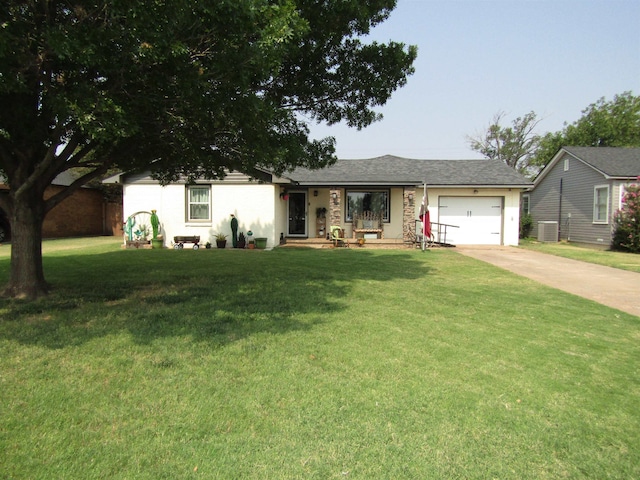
[530,152,613,245]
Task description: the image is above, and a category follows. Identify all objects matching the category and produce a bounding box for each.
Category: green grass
[1,239,639,479]
[519,238,640,273]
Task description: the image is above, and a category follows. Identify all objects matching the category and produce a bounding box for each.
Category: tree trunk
[4,194,49,299]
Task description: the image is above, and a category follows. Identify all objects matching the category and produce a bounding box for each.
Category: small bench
[352,211,383,239]
[173,235,200,250]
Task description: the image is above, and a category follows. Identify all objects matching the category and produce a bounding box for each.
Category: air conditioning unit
[537,221,558,242]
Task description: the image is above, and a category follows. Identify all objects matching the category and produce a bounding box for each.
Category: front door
[287,191,307,237]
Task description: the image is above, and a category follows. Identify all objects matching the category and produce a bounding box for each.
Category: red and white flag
[419,186,432,239]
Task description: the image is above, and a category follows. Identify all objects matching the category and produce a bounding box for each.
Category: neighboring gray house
[527,147,640,245]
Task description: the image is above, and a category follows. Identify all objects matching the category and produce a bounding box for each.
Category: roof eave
[102,173,123,184]
[294,181,420,187]
[605,175,640,181]
[291,181,532,189]
[428,184,532,189]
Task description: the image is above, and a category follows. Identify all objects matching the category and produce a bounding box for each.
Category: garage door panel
[438,196,502,245]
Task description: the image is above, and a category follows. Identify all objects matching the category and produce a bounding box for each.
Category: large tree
[532,91,640,168]
[466,111,542,176]
[0,0,417,299]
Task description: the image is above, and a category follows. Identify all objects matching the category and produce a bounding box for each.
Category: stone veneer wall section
[329,188,341,228]
[403,187,416,244]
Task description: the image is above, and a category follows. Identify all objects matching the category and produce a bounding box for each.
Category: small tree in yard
[611,179,640,253]
[0,0,417,299]
[467,111,542,177]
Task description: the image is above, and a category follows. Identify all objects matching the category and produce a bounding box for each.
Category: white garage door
[437,196,503,245]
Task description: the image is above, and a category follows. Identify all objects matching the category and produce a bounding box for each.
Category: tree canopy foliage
[532,92,640,168]
[0,0,417,298]
[469,92,640,177]
[467,111,542,176]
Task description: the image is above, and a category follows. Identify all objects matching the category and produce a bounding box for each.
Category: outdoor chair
[330,226,349,247]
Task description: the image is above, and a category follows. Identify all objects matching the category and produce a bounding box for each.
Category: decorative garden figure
[230,214,238,248]
[150,210,160,239]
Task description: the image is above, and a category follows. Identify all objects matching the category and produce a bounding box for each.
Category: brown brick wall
[105,201,124,237]
[42,186,122,238]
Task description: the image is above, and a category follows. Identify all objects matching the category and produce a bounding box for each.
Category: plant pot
[237,241,246,249]
[248,242,255,249]
[216,240,227,248]
[254,237,268,249]
[151,238,164,249]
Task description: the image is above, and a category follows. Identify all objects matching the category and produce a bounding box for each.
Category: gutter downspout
[558,178,563,241]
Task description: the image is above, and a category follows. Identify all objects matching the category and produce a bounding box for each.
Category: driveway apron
[456,246,640,318]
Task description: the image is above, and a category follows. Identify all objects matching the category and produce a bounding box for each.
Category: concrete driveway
[456,246,640,318]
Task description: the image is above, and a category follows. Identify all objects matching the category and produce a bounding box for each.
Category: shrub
[611,179,640,253]
[519,213,533,239]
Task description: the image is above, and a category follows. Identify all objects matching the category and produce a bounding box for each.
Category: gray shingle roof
[287,154,531,187]
[563,147,640,178]
[3,170,78,187]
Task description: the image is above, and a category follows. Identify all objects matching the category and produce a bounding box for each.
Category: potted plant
[237,232,246,249]
[135,224,150,241]
[316,207,327,218]
[247,230,255,249]
[205,241,212,249]
[215,233,227,248]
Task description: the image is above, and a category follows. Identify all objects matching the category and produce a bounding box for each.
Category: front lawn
[1,240,639,479]
[519,238,640,273]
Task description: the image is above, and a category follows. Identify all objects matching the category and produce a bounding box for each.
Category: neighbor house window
[564,158,570,171]
[346,190,390,222]
[521,194,530,215]
[187,185,210,221]
[593,185,609,223]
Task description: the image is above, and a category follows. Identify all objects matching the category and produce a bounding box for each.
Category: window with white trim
[620,183,632,210]
[593,185,609,223]
[187,185,211,221]
[346,190,390,222]
[521,194,530,215]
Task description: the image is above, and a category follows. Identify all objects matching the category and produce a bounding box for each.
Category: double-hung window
[187,185,211,221]
[346,190,390,222]
[593,185,609,224]
[521,194,530,215]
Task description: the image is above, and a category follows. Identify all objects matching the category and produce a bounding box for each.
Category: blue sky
[308,0,640,159]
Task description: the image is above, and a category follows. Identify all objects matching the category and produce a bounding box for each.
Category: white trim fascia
[293,182,532,189]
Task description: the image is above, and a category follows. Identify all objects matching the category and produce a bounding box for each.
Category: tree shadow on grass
[0,248,432,350]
